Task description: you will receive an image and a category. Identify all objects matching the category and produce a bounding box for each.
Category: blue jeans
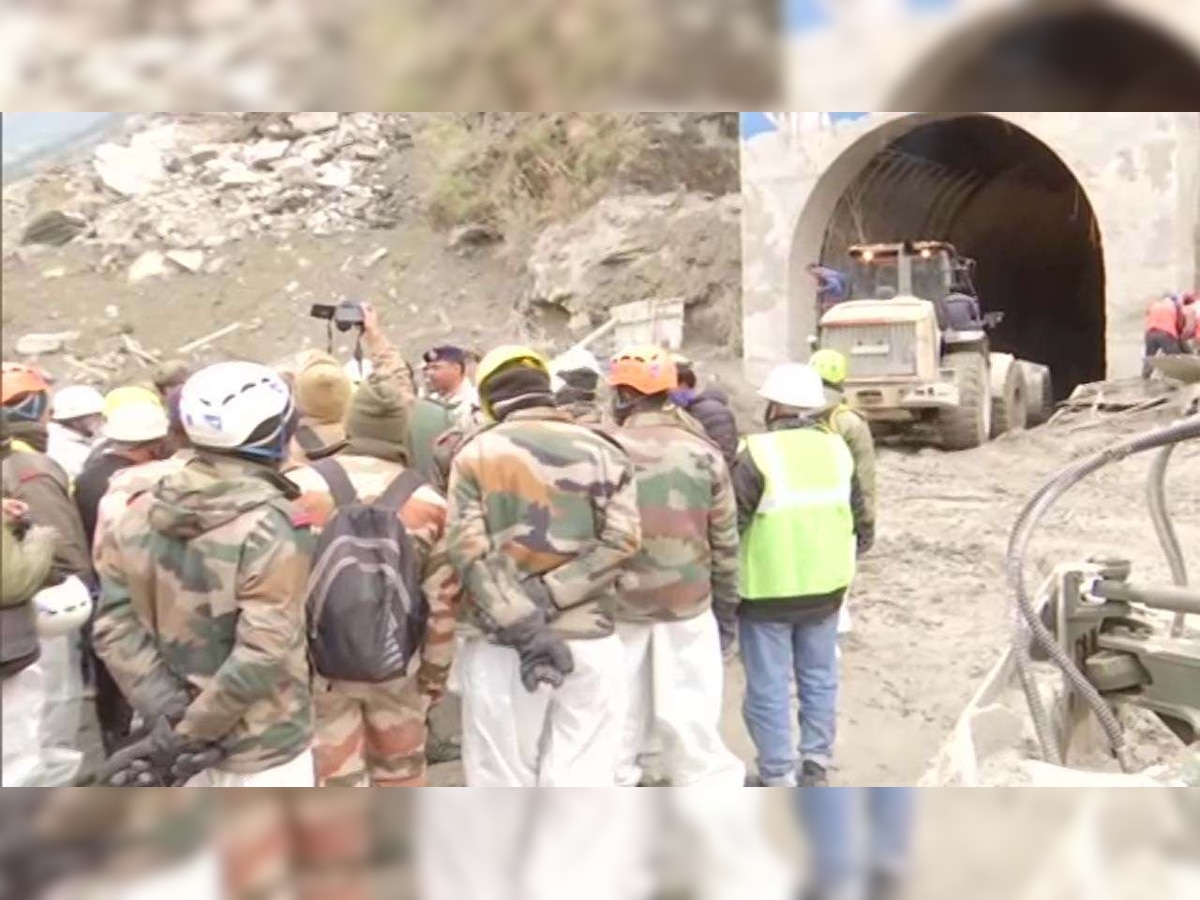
[739,612,839,779]
[795,788,916,894]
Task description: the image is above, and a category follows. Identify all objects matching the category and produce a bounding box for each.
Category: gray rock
[21,210,88,247]
[315,162,354,189]
[16,331,80,356]
[448,223,503,250]
[244,139,291,169]
[219,164,261,186]
[290,111,340,135]
[128,250,170,283]
[165,249,205,273]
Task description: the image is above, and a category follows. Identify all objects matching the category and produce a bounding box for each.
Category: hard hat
[51,385,105,422]
[1,362,50,407]
[809,348,849,387]
[476,345,550,388]
[103,385,164,419]
[179,362,295,459]
[103,398,170,443]
[608,345,678,395]
[758,363,828,410]
[549,348,601,392]
[475,345,551,421]
[34,575,93,637]
[344,357,374,387]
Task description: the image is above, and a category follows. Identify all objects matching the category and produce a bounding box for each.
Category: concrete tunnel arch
[789,113,1106,399]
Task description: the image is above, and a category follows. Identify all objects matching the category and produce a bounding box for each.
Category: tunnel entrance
[819,114,1105,398]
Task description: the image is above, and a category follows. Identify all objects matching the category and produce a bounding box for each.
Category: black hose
[1006,414,1200,772]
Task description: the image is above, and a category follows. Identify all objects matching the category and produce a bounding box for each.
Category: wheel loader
[815,240,1052,450]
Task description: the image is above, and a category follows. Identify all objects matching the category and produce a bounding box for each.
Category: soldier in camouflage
[93,362,317,786]
[606,346,745,787]
[445,345,641,787]
[551,347,606,426]
[288,339,462,787]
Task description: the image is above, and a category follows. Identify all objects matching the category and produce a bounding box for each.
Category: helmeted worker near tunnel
[605,345,745,787]
[444,344,641,786]
[732,363,871,787]
[1143,292,1187,378]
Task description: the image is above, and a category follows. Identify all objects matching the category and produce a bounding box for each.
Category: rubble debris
[128,251,170,283]
[177,322,242,354]
[42,267,67,280]
[165,249,205,273]
[120,334,160,366]
[4,113,412,256]
[362,247,390,268]
[21,210,88,247]
[15,331,80,356]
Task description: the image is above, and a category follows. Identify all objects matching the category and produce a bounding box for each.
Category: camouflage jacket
[94,453,314,774]
[823,402,877,526]
[446,406,641,640]
[610,409,739,623]
[92,450,192,563]
[287,454,462,694]
[559,398,605,426]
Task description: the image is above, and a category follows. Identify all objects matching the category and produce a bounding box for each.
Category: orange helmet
[609,346,678,395]
[1,362,51,406]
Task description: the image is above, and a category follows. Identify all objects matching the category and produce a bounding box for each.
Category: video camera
[310,298,366,361]
[310,299,365,333]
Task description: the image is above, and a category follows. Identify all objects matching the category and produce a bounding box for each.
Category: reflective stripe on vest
[739,428,856,601]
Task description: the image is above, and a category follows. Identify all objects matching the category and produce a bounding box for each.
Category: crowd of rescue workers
[2,301,877,789]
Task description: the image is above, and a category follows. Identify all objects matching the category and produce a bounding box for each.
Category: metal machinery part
[1014,357,1200,769]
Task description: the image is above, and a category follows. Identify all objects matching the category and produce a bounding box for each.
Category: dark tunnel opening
[819,115,1105,398]
[894,8,1200,110]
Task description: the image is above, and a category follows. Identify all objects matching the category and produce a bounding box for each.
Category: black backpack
[304,459,428,683]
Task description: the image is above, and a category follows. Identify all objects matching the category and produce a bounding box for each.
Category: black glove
[90,716,223,787]
[856,524,875,556]
[494,610,575,692]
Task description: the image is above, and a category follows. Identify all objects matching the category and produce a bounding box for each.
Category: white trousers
[185,747,316,787]
[417,790,655,900]
[615,615,745,787]
[460,634,626,787]
[2,662,45,786]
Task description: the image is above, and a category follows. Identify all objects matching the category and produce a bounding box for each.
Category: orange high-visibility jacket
[1144,296,1183,338]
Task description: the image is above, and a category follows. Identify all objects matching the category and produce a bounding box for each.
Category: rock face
[2,113,413,256]
[527,192,742,348]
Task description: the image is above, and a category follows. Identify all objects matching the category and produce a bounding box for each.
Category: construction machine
[926,357,1200,787]
[815,241,1052,450]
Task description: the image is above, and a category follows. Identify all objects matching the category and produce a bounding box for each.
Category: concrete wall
[740,111,1200,383]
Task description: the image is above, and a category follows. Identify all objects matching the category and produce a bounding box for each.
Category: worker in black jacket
[670,356,739,466]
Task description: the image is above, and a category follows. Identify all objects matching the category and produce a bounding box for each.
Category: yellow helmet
[475,345,550,421]
[103,385,164,419]
[809,348,849,387]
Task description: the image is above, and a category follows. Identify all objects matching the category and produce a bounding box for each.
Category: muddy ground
[5,221,1199,791]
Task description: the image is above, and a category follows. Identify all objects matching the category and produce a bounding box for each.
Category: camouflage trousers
[313,674,431,787]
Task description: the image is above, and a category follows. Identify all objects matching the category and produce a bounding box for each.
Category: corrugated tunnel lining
[820,115,1105,399]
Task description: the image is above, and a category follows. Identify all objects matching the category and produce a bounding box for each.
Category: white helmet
[549,348,602,392]
[51,385,105,422]
[758,363,829,410]
[103,399,170,443]
[179,362,295,459]
[344,357,374,387]
[34,576,93,637]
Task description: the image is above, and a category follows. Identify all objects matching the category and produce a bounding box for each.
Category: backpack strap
[374,469,425,512]
[311,458,358,508]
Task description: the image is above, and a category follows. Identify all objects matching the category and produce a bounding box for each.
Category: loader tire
[938,352,990,450]
[991,361,1028,437]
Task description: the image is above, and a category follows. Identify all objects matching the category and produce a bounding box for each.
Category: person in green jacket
[810,348,877,640]
[731,363,871,787]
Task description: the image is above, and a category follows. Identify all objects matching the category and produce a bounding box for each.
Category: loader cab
[846,241,962,305]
